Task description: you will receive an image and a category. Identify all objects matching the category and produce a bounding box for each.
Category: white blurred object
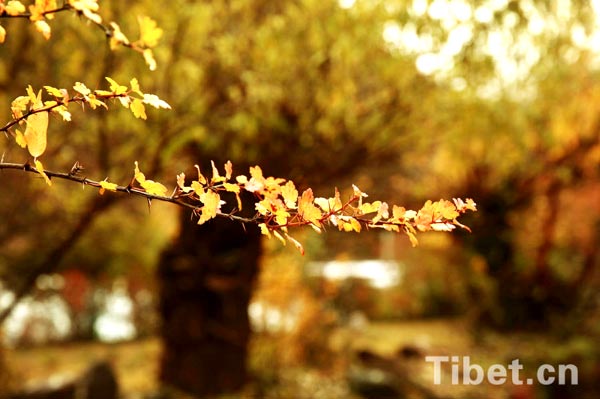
[94,280,136,342]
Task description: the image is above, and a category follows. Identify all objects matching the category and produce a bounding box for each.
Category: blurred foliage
[1,0,600,396]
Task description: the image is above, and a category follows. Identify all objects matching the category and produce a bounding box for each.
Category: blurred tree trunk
[157,196,261,396]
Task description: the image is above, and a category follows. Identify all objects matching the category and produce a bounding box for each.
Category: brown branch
[0,5,71,19]
[0,3,150,54]
[0,161,259,224]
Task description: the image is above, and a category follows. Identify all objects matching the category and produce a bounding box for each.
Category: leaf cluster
[0,0,162,69]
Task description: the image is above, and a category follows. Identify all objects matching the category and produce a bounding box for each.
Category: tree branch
[0,161,258,223]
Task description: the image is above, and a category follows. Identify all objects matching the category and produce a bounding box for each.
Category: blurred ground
[2,318,549,399]
[4,338,161,395]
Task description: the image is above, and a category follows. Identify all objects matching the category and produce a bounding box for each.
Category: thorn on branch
[69,161,84,176]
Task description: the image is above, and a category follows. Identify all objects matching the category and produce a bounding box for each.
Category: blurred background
[0,0,599,398]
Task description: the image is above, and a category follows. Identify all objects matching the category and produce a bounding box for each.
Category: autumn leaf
[371,202,389,224]
[11,96,30,119]
[176,173,192,193]
[34,20,51,40]
[14,129,26,148]
[194,164,207,185]
[24,109,49,158]
[106,77,128,95]
[0,26,6,43]
[141,180,167,196]
[109,22,129,49]
[5,1,26,15]
[44,86,63,98]
[281,180,298,209]
[134,161,167,196]
[198,190,221,224]
[273,230,287,246]
[69,0,101,24]
[99,179,118,195]
[73,82,91,96]
[138,16,163,47]
[26,85,41,104]
[211,160,224,183]
[430,222,456,232]
[142,94,170,109]
[52,105,71,121]
[298,188,322,227]
[224,160,233,180]
[258,223,271,237]
[129,78,143,96]
[34,159,51,186]
[285,233,305,255]
[359,201,382,215]
[130,99,147,119]
[437,199,459,220]
[142,49,157,71]
[134,161,146,183]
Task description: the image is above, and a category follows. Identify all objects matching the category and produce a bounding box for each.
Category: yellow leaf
[130,99,146,119]
[350,218,362,233]
[372,202,389,224]
[105,77,128,95]
[44,86,63,98]
[69,0,99,12]
[258,223,271,237]
[26,85,41,103]
[69,0,101,23]
[255,199,270,216]
[129,78,142,96]
[134,161,146,183]
[198,190,221,224]
[52,105,71,121]
[87,95,107,109]
[281,181,298,209]
[34,20,51,40]
[314,197,330,212]
[133,163,166,195]
[99,179,118,195]
[275,209,289,225]
[224,160,233,180]
[392,205,406,220]
[177,173,192,193]
[191,181,205,196]
[249,165,263,180]
[437,200,459,220]
[5,1,26,15]
[273,231,286,246]
[298,188,322,227]
[0,26,6,43]
[359,201,382,215]
[407,229,419,247]
[194,164,207,185]
[141,180,167,196]
[24,109,48,158]
[138,16,163,47]
[34,159,51,186]
[15,129,26,148]
[73,82,91,96]
[210,160,223,182]
[11,96,29,119]
[109,22,129,47]
[223,182,240,193]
